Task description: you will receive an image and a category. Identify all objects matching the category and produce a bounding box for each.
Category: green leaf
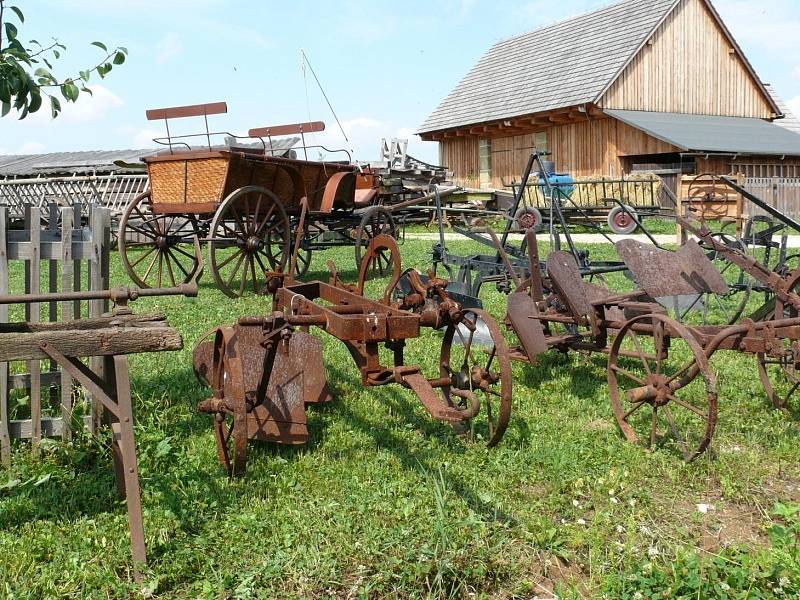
[50,96,61,118]
[79,70,90,82]
[9,6,24,22]
[53,50,60,59]
[1,101,10,118]
[28,92,42,114]
[119,46,128,54]
[91,41,107,51]
[5,22,18,41]
[113,51,125,65]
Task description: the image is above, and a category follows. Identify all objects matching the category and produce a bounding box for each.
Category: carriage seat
[354,187,378,206]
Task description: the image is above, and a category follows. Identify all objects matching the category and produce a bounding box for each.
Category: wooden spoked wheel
[209,186,291,298]
[118,191,201,288]
[354,206,397,277]
[440,308,512,447]
[209,328,248,478]
[608,314,718,461]
[757,271,800,411]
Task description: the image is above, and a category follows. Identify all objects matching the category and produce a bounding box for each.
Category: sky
[2,0,799,165]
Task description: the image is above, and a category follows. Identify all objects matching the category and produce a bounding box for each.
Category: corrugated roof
[606,110,800,156]
[0,138,300,177]
[418,0,678,134]
[766,85,800,135]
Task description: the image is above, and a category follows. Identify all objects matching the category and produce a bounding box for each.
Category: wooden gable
[599,0,777,119]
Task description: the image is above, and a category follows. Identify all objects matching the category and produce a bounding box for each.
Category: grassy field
[0,236,799,599]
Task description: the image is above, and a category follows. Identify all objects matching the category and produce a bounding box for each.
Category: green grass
[0,239,799,598]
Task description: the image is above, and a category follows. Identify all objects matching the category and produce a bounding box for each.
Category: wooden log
[0,326,183,362]
[0,312,169,333]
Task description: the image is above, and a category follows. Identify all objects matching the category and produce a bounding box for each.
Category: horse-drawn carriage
[118,102,397,297]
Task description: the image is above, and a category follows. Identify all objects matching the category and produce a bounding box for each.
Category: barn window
[534,131,548,152]
[479,139,492,186]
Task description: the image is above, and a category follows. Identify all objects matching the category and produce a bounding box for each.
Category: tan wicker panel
[147,157,228,206]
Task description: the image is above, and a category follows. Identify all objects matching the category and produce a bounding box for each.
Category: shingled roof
[418,0,780,135]
[419,0,678,134]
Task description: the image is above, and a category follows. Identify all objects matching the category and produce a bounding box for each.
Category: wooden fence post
[0,207,9,466]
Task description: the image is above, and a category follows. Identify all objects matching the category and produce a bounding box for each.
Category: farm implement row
[193,235,512,477]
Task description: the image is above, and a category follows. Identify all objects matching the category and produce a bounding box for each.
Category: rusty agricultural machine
[193,235,512,476]
[501,212,800,461]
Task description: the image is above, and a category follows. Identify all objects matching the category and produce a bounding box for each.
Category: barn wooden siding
[696,157,800,178]
[601,0,774,118]
[440,117,678,188]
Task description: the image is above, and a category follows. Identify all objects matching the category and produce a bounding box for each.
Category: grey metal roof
[418,0,678,134]
[0,138,300,177]
[606,110,800,156]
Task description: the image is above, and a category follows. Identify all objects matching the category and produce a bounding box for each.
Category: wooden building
[418,0,800,189]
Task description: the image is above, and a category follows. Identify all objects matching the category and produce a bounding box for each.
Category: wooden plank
[0,312,168,333]
[60,207,74,441]
[0,326,184,361]
[88,207,105,435]
[27,206,42,457]
[145,101,227,121]
[0,207,10,466]
[249,121,325,138]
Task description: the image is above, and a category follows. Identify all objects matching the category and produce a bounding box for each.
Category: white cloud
[788,95,800,117]
[155,33,183,65]
[132,127,163,148]
[17,141,46,154]
[59,85,124,124]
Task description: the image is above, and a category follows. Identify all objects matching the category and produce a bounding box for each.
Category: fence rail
[0,174,148,221]
[743,177,800,221]
[0,204,110,465]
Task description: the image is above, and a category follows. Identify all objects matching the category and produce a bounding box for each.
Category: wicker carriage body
[144,150,376,215]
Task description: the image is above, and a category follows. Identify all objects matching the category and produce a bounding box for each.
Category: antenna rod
[301,49,349,143]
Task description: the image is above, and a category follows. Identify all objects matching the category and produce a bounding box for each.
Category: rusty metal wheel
[440,308,512,447]
[608,314,717,461]
[118,191,201,288]
[208,328,248,477]
[686,174,730,221]
[357,233,402,303]
[757,270,800,411]
[209,186,291,298]
[355,206,397,276]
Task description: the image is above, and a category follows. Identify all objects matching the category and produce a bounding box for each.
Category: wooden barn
[418,0,800,190]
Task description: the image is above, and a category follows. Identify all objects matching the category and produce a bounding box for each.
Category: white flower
[720,582,731,591]
[648,546,659,557]
[633,592,643,600]
[780,576,790,587]
[573,499,580,507]
[577,518,587,525]
[616,525,625,533]
[629,498,637,507]
[609,489,616,496]
[697,503,711,514]
[610,497,619,504]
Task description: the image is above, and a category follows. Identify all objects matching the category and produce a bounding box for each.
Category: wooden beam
[0,326,183,362]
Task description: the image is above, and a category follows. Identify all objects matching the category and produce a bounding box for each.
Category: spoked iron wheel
[688,230,753,325]
[355,206,397,277]
[118,191,201,288]
[440,308,512,447]
[293,245,312,278]
[608,314,718,461]
[209,186,291,298]
[757,271,800,411]
[208,328,248,477]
